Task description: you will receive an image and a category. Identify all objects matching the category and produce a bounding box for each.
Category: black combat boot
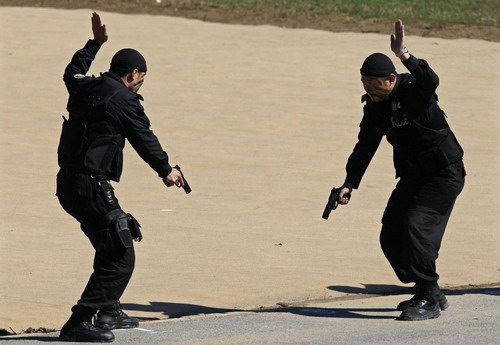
[96,304,139,330]
[60,305,115,342]
[397,283,448,311]
[398,282,442,321]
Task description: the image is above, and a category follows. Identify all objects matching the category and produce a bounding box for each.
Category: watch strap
[396,47,409,57]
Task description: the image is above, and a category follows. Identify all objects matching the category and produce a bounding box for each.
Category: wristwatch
[396,47,409,57]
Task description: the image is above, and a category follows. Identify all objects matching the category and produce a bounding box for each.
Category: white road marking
[134,327,157,333]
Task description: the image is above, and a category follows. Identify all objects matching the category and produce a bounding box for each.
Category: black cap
[360,53,396,77]
[109,48,147,76]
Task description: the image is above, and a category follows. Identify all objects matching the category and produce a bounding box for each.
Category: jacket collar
[102,71,144,100]
[388,74,402,101]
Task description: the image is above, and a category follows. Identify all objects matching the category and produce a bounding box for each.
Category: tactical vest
[57,77,125,181]
[385,100,464,180]
[392,122,463,179]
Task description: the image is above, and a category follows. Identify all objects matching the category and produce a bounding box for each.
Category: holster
[127,213,143,242]
[115,212,133,249]
[96,209,143,249]
[93,177,143,247]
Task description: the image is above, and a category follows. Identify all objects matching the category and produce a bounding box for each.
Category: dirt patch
[2,0,499,42]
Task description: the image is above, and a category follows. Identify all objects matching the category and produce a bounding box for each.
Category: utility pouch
[127,213,143,242]
[95,178,120,209]
[115,212,134,249]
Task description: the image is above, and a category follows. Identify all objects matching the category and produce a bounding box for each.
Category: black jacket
[345,55,463,188]
[58,39,172,181]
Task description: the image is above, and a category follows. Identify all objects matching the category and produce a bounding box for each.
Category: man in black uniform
[336,20,465,321]
[56,13,184,342]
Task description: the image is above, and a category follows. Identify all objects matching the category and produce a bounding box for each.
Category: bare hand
[390,19,405,54]
[338,183,353,205]
[163,168,184,187]
[91,12,108,45]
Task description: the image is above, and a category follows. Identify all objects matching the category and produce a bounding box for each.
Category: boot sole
[96,322,139,330]
[399,309,441,321]
[59,334,114,342]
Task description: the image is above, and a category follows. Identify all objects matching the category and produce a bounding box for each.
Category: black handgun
[322,187,349,220]
[163,165,192,194]
[174,165,191,194]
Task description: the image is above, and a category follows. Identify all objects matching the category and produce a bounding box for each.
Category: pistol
[164,165,192,194]
[322,187,349,220]
[174,165,191,194]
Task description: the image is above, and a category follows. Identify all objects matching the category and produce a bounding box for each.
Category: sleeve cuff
[159,164,172,178]
[344,179,360,189]
[84,39,102,54]
[401,54,418,69]
[87,39,102,48]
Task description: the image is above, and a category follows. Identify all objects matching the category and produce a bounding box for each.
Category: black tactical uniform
[56,39,172,338]
[345,54,465,316]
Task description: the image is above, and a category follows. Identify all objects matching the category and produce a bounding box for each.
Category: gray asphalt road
[1,287,498,345]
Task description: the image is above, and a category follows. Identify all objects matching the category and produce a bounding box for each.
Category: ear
[388,73,397,84]
[126,69,140,82]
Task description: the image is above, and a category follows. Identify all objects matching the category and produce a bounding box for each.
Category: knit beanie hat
[109,48,147,76]
[360,53,396,77]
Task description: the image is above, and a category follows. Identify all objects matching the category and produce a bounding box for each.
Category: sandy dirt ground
[0,7,499,334]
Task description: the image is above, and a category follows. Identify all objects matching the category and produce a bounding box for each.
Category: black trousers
[380,161,465,285]
[56,168,135,314]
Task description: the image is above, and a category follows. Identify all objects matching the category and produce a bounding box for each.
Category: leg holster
[97,210,142,249]
[127,213,142,242]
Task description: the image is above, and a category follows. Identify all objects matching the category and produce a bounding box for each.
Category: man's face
[361,75,395,102]
[130,70,147,93]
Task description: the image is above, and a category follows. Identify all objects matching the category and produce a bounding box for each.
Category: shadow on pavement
[122,301,243,320]
[120,285,499,323]
[327,283,500,297]
[0,336,59,342]
[122,300,397,321]
[261,306,397,319]
[327,283,413,295]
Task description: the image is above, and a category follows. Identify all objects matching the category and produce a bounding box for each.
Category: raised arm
[391,19,439,99]
[63,12,108,94]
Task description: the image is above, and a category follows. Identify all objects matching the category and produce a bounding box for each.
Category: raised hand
[91,12,108,45]
[390,19,405,54]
